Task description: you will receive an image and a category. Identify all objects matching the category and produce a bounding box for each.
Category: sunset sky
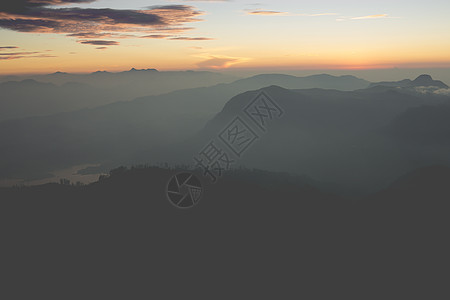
[1,0,450,74]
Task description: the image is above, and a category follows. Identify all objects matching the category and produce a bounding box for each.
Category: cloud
[245,9,336,17]
[0,51,39,60]
[414,86,450,96]
[141,34,171,39]
[0,1,205,45]
[0,51,39,56]
[169,36,213,40]
[246,10,286,15]
[140,34,213,41]
[351,14,388,20]
[196,55,247,69]
[77,40,119,46]
[435,88,450,96]
[0,0,94,13]
[0,47,56,60]
[67,32,113,39]
[337,14,392,22]
[0,54,56,60]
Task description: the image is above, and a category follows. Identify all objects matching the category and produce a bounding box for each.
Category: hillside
[0,165,447,298]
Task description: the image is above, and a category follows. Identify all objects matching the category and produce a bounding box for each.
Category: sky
[1,0,450,75]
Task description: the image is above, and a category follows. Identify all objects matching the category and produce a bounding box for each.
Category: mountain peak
[371,74,448,89]
[412,74,448,88]
[413,74,433,83]
[127,68,158,72]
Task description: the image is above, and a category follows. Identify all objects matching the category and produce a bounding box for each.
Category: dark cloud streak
[0,0,94,13]
[169,36,213,41]
[0,49,57,60]
[0,1,205,45]
[78,40,119,46]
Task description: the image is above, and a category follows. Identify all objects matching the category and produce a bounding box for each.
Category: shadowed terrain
[0,165,447,298]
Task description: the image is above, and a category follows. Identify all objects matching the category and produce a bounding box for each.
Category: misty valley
[1,71,449,195]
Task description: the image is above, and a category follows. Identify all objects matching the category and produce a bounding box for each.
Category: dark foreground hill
[0,166,447,299]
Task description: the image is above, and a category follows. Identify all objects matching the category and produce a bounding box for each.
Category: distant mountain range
[3,73,445,122]
[0,69,237,121]
[0,72,370,121]
[231,73,370,91]
[0,68,238,92]
[0,73,374,179]
[0,79,125,120]
[370,74,448,89]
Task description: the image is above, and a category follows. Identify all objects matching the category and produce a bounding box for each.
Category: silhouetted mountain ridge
[163,84,450,192]
[370,74,448,88]
[233,73,370,91]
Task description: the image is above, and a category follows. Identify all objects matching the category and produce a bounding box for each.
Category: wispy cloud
[0,46,20,50]
[77,40,119,46]
[0,52,37,60]
[140,34,213,41]
[0,51,56,60]
[0,45,56,60]
[415,86,450,96]
[67,32,113,39]
[351,14,388,20]
[245,9,336,17]
[435,88,450,96]
[246,10,286,16]
[196,55,248,69]
[141,34,171,39]
[169,36,214,40]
